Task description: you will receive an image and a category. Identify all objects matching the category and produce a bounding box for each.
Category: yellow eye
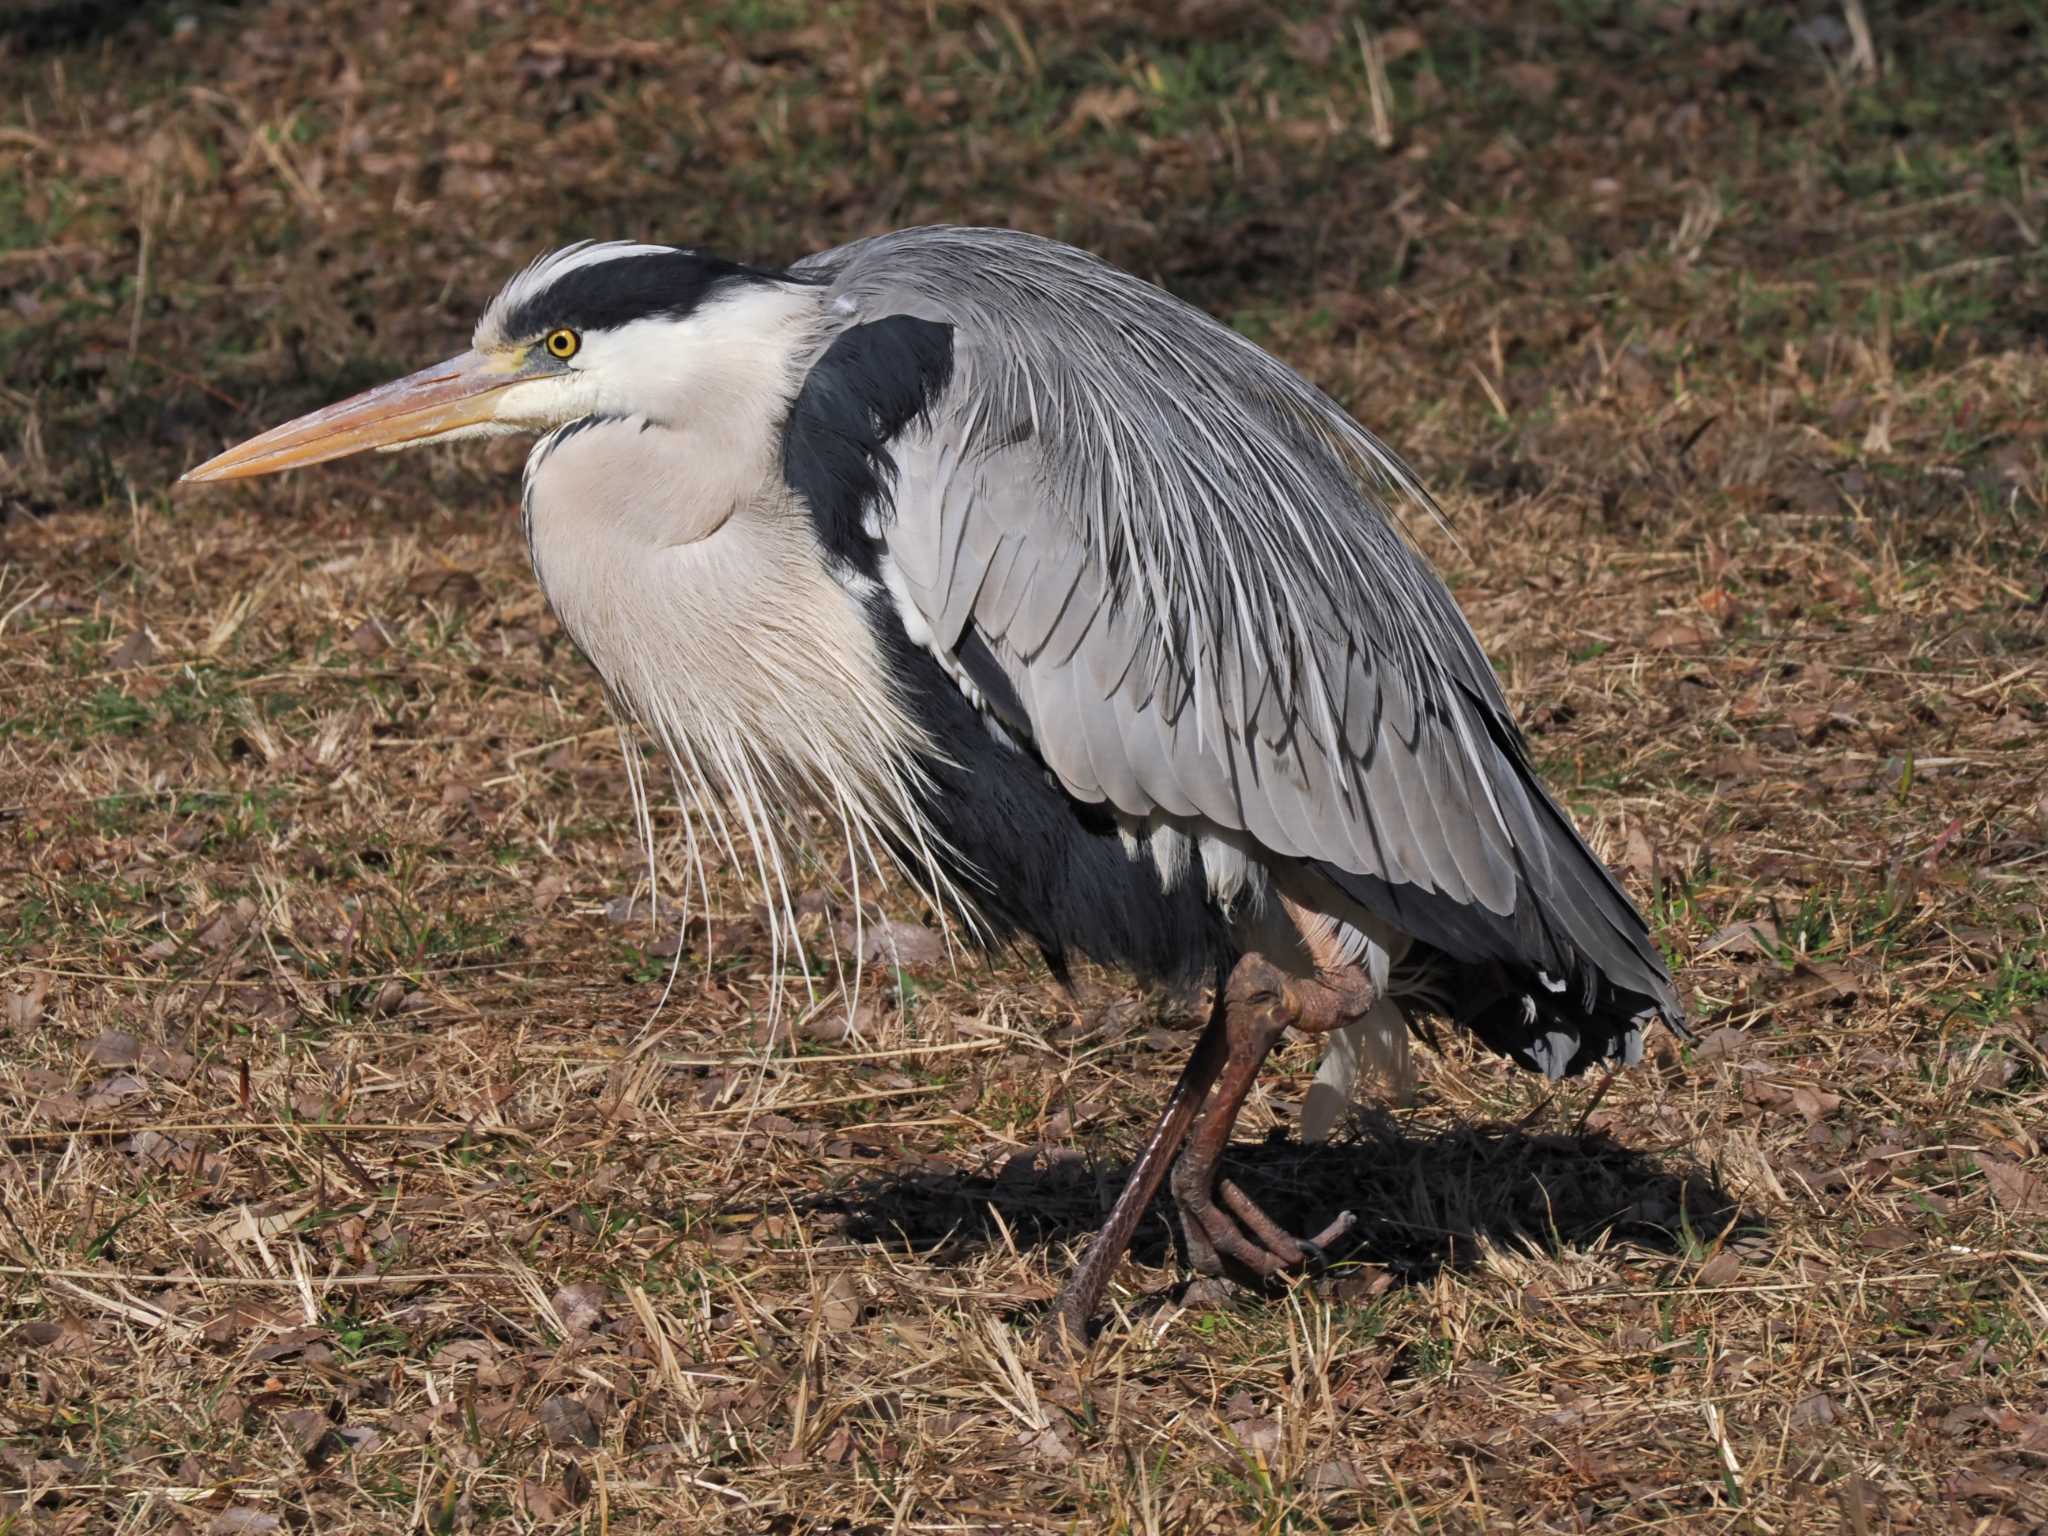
[544,328,580,360]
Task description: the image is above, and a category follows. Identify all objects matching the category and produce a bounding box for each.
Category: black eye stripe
[502,249,798,340]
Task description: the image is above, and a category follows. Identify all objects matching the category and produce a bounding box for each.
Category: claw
[1301,1211,1358,1274]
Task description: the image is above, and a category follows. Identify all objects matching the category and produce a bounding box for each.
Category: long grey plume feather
[799,225,1679,1022]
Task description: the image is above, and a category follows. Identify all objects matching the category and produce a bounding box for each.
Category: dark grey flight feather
[792,225,1681,1031]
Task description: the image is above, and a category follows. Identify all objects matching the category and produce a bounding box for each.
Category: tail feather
[1448,974,1655,1080]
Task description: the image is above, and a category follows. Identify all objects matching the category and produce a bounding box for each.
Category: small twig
[1702,1401,1745,1502]
[1467,360,1509,422]
[126,183,156,359]
[1355,20,1395,151]
[1842,0,1879,80]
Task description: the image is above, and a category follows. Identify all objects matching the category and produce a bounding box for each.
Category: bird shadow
[807,1108,1753,1297]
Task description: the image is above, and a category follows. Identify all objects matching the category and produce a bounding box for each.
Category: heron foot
[1169,952,1366,1279]
[1176,1175,1357,1277]
[1040,947,1376,1344]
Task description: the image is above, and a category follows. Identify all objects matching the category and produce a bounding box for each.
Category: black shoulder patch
[782,315,955,581]
[502,250,788,341]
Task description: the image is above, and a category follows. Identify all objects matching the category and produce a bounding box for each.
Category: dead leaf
[19,1317,93,1355]
[1695,1250,1743,1286]
[8,975,52,1028]
[604,891,651,926]
[1501,60,1559,100]
[1789,1085,1843,1120]
[253,1326,331,1363]
[1063,85,1142,134]
[539,1394,601,1448]
[1619,819,1656,885]
[1379,26,1425,61]
[817,1272,861,1332]
[109,627,158,669]
[553,1281,608,1337]
[1979,1156,2046,1213]
[1646,620,1715,650]
[1743,1079,1791,1111]
[87,1029,141,1066]
[797,1007,854,1044]
[1795,958,1858,1002]
[1020,1422,1075,1463]
[207,1511,282,1536]
[1789,1393,1837,1427]
[348,617,392,656]
[1229,1415,1283,1458]
[1307,1459,1366,1491]
[141,1041,197,1081]
[516,1479,572,1520]
[1475,134,1520,173]
[332,1425,379,1456]
[1706,749,1765,781]
[1331,1265,1397,1302]
[196,898,256,951]
[431,1338,501,1374]
[125,1129,226,1181]
[0,1448,85,1484]
[201,1301,295,1345]
[33,1092,91,1125]
[852,917,947,970]
[278,1407,343,1466]
[1703,919,1780,959]
[84,1071,147,1111]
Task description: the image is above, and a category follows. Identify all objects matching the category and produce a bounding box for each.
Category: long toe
[1175,1176,1355,1280]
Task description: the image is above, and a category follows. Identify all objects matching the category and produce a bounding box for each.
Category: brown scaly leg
[1043,906,1379,1350]
[1042,963,1231,1354]
[1168,952,1369,1277]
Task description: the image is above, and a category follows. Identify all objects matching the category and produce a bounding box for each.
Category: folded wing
[793,226,1679,1024]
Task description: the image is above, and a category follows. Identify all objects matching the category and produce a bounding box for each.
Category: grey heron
[184,226,1684,1345]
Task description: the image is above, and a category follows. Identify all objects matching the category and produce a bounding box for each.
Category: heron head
[182,242,805,483]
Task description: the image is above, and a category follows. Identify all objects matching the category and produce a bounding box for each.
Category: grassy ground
[3,1,2046,1530]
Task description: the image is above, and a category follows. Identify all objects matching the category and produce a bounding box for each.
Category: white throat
[514,288,954,993]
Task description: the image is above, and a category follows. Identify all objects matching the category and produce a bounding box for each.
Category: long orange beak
[181,349,528,483]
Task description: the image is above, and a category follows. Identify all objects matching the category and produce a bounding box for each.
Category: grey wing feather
[796,226,1678,1019]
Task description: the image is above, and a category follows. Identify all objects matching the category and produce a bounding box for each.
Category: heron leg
[1169,954,1370,1278]
[1042,964,1231,1354]
[1040,951,1374,1352]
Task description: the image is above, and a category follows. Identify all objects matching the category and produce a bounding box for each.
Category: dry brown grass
[3,2,2045,1531]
